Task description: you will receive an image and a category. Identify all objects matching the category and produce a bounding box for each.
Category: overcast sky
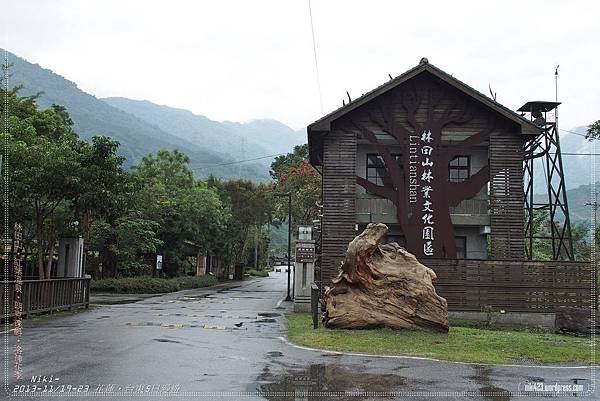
[1,0,599,131]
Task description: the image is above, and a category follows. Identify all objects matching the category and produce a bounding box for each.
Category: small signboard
[295,247,315,263]
[156,255,163,270]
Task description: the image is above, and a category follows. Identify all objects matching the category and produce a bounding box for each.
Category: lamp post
[275,192,292,301]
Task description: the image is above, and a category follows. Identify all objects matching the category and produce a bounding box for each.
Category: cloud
[1,0,599,130]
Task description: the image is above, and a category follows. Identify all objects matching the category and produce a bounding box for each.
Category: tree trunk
[45,239,55,279]
[324,223,449,332]
[100,242,117,278]
[254,226,259,269]
[36,219,45,280]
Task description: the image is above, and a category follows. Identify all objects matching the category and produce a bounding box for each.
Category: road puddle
[255,363,407,400]
[154,338,181,344]
[467,366,511,401]
[203,324,226,330]
[177,296,208,302]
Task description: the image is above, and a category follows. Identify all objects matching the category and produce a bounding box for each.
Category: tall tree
[530,210,592,261]
[586,120,600,140]
[132,150,228,275]
[2,88,85,278]
[270,145,321,232]
[209,179,273,267]
[270,144,309,179]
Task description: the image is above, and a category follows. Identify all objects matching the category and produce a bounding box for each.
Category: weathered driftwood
[324,223,449,332]
[555,307,600,335]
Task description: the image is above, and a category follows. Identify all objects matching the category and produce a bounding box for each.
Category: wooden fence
[426,259,596,312]
[0,278,91,319]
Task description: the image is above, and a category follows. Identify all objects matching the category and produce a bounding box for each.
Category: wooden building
[308,60,594,312]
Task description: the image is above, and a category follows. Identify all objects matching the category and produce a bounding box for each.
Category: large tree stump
[324,223,449,332]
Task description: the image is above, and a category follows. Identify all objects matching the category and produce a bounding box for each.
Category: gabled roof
[309,61,539,133]
[307,61,541,165]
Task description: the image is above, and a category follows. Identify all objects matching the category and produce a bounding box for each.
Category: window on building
[449,156,470,182]
[366,154,402,187]
[455,236,467,259]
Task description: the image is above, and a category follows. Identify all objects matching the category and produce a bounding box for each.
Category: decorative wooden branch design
[351,81,496,258]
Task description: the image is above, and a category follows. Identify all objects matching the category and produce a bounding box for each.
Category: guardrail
[0,278,91,319]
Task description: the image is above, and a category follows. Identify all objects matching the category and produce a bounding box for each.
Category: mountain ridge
[3,48,595,191]
[3,48,304,180]
[102,96,305,169]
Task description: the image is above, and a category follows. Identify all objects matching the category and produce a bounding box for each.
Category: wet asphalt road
[4,270,598,400]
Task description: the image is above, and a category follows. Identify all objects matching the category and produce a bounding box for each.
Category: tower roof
[517,101,560,113]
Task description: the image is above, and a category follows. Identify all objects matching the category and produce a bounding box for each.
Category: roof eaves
[424,63,540,132]
[307,62,540,135]
[308,63,427,132]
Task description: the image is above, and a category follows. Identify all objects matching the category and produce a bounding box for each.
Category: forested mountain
[102,97,305,173]
[559,182,599,224]
[548,126,596,191]
[3,49,303,180]
[3,48,595,191]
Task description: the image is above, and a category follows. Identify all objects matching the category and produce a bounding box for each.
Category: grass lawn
[287,313,596,365]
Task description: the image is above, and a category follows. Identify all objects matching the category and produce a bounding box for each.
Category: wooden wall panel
[320,129,357,286]
[489,133,526,259]
[426,259,595,312]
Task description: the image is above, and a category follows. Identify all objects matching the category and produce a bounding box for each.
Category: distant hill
[534,181,598,225]
[564,182,599,224]
[102,97,305,172]
[530,126,596,193]
[529,125,597,224]
[4,48,593,186]
[3,49,304,180]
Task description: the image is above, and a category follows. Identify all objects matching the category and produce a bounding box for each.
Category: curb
[278,336,595,369]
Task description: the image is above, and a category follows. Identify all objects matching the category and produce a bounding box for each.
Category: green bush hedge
[90,275,219,294]
[246,269,269,278]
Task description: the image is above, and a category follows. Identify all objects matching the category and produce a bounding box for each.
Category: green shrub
[246,269,269,278]
[118,261,152,277]
[90,275,218,294]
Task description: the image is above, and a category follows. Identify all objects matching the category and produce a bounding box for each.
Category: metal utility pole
[275,192,292,301]
[586,200,598,252]
[254,226,259,269]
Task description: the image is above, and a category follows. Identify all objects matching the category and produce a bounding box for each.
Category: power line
[307,0,323,113]
[187,126,596,172]
[190,153,286,171]
[530,152,600,156]
[189,150,600,173]
[559,128,589,138]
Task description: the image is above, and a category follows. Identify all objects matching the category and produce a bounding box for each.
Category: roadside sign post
[156,255,163,278]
